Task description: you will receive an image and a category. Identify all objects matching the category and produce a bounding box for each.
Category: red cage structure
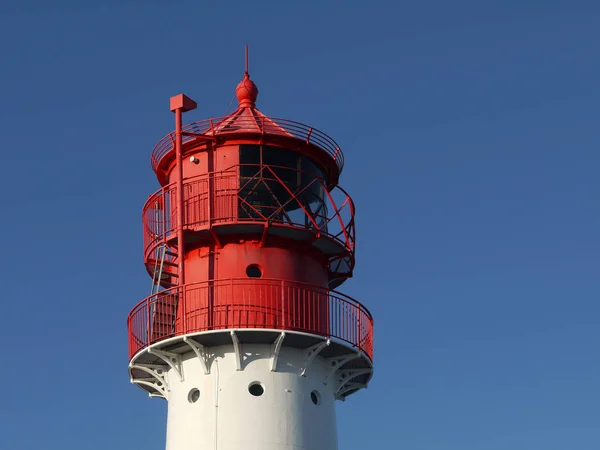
[127,53,373,450]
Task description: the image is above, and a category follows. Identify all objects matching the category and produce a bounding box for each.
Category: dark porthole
[310,390,320,405]
[246,264,263,278]
[248,382,265,396]
[188,388,200,403]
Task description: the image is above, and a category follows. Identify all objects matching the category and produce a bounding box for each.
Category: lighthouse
[127,54,374,450]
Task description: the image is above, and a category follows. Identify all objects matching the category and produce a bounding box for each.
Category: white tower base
[130,330,373,450]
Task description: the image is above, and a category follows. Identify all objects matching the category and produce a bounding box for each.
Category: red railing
[127,278,373,362]
[151,116,344,175]
[142,164,355,280]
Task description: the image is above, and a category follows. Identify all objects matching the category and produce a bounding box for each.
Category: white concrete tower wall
[130,330,372,450]
[164,342,337,450]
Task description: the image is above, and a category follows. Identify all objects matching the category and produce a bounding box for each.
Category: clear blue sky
[0,1,598,449]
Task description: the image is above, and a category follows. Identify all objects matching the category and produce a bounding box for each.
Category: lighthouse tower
[127,55,374,450]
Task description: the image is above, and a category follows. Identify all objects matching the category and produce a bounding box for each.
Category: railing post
[333,146,340,162]
[162,188,167,239]
[281,279,286,330]
[305,127,313,145]
[230,278,234,329]
[356,302,361,353]
[326,289,331,338]
[182,286,187,335]
[146,296,150,347]
[207,151,213,230]
[127,316,131,358]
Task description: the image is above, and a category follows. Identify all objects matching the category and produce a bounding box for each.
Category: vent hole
[188,388,200,403]
[246,264,263,278]
[248,382,265,396]
[310,390,321,405]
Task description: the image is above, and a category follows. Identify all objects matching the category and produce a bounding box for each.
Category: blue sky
[1,1,598,449]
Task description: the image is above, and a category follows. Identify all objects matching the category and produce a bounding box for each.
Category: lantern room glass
[239,145,328,231]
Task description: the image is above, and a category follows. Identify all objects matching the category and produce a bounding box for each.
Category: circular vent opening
[246,264,263,278]
[188,388,200,403]
[310,390,320,405]
[248,382,265,397]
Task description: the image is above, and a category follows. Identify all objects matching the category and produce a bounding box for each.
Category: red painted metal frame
[150,117,344,178]
[127,278,373,362]
[142,164,356,283]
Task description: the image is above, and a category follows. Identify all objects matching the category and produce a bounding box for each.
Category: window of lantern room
[238,145,328,232]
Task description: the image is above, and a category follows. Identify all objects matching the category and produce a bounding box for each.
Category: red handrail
[150,116,344,174]
[127,278,373,362]
[142,164,356,280]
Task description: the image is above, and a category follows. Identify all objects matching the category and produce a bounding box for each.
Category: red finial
[236,44,258,108]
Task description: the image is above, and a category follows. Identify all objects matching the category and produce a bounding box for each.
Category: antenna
[245,43,249,74]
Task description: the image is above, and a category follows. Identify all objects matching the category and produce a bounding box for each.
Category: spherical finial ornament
[236,72,259,108]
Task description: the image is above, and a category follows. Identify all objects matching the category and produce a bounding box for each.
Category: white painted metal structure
[130,329,373,450]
